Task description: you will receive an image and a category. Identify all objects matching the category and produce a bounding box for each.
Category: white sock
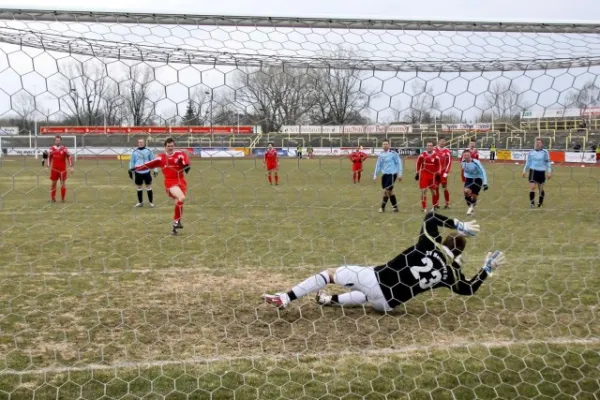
[335,292,367,306]
[290,271,330,299]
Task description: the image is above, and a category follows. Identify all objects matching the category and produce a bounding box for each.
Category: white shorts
[333,265,393,312]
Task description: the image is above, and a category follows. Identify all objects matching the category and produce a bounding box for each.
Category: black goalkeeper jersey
[374,212,489,309]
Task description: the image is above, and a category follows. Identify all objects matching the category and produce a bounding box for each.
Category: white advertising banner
[478,150,491,160]
[281,125,300,134]
[0,126,19,135]
[200,150,245,158]
[511,150,528,161]
[343,125,365,134]
[300,125,323,134]
[441,123,491,132]
[386,125,413,133]
[565,152,596,163]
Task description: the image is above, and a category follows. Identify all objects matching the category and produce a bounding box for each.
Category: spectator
[573,143,582,152]
[578,120,587,131]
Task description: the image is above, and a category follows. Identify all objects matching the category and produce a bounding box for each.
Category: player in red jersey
[460,141,479,182]
[133,138,190,235]
[349,146,368,183]
[263,142,279,185]
[46,135,74,202]
[434,138,453,209]
[415,142,442,212]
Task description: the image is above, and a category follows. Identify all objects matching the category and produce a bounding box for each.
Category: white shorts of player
[333,265,393,312]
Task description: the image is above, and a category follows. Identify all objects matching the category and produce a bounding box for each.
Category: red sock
[275,174,279,184]
[444,189,450,205]
[60,186,66,200]
[50,187,56,200]
[421,193,427,210]
[268,175,272,184]
[174,201,184,222]
[432,190,439,207]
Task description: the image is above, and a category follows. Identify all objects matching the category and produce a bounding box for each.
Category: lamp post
[204,89,213,134]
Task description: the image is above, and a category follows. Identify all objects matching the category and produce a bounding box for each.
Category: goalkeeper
[264,212,506,312]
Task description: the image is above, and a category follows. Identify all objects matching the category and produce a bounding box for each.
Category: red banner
[40,126,255,135]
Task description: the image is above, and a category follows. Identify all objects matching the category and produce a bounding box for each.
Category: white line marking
[1,337,598,376]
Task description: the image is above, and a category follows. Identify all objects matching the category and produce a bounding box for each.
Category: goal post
[0,8,599,399]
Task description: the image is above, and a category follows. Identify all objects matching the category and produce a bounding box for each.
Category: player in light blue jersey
[522,138,552,208]
[373,140,403,212]
[128,138,158,207]
[461,149,488,216]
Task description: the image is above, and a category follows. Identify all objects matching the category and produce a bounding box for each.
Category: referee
[522,138,552,208]
[128,138,158,207]
[373,140,403,212]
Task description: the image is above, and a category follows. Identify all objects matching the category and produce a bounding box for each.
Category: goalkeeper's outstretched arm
[417,212,480,249]
[451,251,506,296]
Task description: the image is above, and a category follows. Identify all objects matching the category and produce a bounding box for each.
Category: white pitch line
[1,337,599,377]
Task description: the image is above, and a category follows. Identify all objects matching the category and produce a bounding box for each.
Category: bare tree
[13,92,37,131]
[122,64,156,126]
[404,80,439,123]
[310,50,371,125]
[483,82,528,122]
[566,80,600,113]
[58,61,110,125]
[102,83,125,126]
[236,66,317,132]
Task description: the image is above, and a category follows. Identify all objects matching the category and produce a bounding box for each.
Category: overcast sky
[4,0,600,23]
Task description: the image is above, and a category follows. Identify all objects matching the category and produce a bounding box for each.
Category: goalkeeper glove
[454,219,480,237]
[482,250,506,275]
[414,173,419,181]
[184,165,191,174]
[128,170,133,179]
[483,184,489,191]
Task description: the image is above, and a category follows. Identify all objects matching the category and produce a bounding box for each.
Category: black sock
[137,189,143,203]
[331,294,340,304]
[465,195,471,206]
[381,196,389,209]
[147,189,153,203]
[287,291,297,301]
[529,191,535,204]
[471,198,477,206]
[539,190,545,205]
[390,195,398,208]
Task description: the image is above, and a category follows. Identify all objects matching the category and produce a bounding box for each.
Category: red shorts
[596,153,600,161]
[352,164,363,172]
[266,163,278,171]
[439,175,448,185]
[419,174,437,190]
[50,170,68,181]
[165,181,187,199]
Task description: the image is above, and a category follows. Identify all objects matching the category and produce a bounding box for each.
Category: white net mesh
[0,8,599,400]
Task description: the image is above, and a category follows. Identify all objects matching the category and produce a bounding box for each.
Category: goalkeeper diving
[263,212,506,312]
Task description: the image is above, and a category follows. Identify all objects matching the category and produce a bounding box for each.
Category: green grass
[0,156,599,399]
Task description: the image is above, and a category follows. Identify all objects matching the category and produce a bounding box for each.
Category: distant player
[296,145,303,159]
[522,138,552,208]
[41,150,48,167]
[46,135,74,202]
[132,138,190,235]
[307,146,314,159]
[373,140,403,212]
[415,142,442,212]
[489,143,497,163]
[460,141,479,182]
[461,149,488,216]
[263,142,279,185]
[434,138,453,209]
[349,146,368,183]
[128,138,158,208]
[263,212,506,311]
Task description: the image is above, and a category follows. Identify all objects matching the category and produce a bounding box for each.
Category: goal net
[0,8,598,399]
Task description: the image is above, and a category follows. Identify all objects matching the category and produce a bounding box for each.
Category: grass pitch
[0,156,598,399]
